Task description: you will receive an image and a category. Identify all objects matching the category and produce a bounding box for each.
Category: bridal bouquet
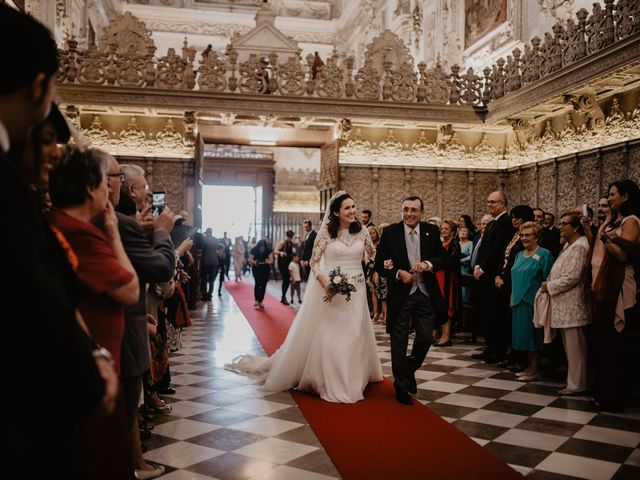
[323,266,363,302]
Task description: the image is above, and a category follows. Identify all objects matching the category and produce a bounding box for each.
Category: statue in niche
[465,0,508,48]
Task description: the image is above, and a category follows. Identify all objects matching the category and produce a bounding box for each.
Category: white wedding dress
[226,227,383,403]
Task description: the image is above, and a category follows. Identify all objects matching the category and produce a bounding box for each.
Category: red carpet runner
[225,281,522,480]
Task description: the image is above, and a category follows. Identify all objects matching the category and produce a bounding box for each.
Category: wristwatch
[92,347,114,367]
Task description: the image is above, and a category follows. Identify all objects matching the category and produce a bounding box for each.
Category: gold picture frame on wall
[465,0,508,48]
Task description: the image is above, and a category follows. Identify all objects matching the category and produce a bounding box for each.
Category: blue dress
[510,247,554,352]
[460,240,473,304]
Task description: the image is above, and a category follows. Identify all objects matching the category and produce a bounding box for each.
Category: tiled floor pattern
[145,279,640,479]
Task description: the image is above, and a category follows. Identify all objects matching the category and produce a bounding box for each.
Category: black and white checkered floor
[144,280,640,479]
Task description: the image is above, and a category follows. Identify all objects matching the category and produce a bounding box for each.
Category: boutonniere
[425,231,429,237]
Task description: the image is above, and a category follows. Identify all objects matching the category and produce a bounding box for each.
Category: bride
[226,191,383,403]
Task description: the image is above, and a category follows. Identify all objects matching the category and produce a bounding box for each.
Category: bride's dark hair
[327,192,362,238]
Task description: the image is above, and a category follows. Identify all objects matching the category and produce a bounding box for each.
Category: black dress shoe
[281,298,289,305]
[157,387,176,395]
[484,355,506,364]
[395,389,412,405]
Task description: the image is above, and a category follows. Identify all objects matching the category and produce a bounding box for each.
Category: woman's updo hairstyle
[327,192,362,238]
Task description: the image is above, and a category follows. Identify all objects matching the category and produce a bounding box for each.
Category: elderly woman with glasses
[540,211,591,395]
[510,221,554,381]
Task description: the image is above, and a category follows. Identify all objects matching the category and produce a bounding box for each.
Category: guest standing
[540,211,591,395]
[591,180,640,411]
[250,239,274,308]
[510,222,553,381]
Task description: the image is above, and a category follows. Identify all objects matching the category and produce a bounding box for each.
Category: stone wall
[339,165,501,225]
[339,139,640,225]
[505,140,640,218]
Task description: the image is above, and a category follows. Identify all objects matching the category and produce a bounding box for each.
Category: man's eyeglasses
[107,172,125,183]
[487,200,503,204]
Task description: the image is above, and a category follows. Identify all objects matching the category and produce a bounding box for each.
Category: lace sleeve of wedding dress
[309,225,329,279]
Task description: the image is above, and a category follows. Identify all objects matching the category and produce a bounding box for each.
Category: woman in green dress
[510,221,554,381]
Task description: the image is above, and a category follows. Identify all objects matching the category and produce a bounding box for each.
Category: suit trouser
[202,265,218,297]
[479,277,511,358]
[390,291,436,391]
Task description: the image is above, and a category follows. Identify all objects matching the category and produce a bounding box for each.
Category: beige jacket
[547,236,591,329]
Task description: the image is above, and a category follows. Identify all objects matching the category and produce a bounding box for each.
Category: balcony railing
[55,1,639,108]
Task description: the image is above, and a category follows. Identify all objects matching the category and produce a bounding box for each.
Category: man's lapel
[419,222,429,260]
[397,222,411,268]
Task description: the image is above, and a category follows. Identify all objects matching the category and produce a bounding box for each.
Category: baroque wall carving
[377,169,407,223]
[601,149,628,190]
[411,170,438,219]
[577,153,600,205]
[81,115,193,158]
[629,145,640,185]
[319,142,339,190]
[152,160,186,213]
[474,172,501,221]
[339,166,372,218]
[556,159,577,215]
[537,163,555,213]
[442,171,469,221]
[508,141,639,219]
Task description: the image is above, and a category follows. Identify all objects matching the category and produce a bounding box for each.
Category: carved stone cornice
[56,84,486,124]
[486,32,640,123]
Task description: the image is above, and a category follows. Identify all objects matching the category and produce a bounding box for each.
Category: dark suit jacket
[4,149,104,475]
[117,212,175,378]
[375,221,451,332]
[476,212,516,279]
[541,225,561,258]
[301,229,317,262]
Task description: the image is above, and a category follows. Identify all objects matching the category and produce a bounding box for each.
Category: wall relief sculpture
[81,114,192,157]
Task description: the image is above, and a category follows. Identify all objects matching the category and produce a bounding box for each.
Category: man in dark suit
[543,212,562,258]
[473,190,516,363]
[110,158,176,478]
[2,6,118,476]
[361,209,375,228]
[300,219,317,281]
[375,196,451,404]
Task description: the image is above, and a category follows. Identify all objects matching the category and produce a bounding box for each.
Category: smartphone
[582,204,588,217]
[152,191,166,216]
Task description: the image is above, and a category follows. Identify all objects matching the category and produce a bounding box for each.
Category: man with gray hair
[111,159,176,479]
[472,190,515,364]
